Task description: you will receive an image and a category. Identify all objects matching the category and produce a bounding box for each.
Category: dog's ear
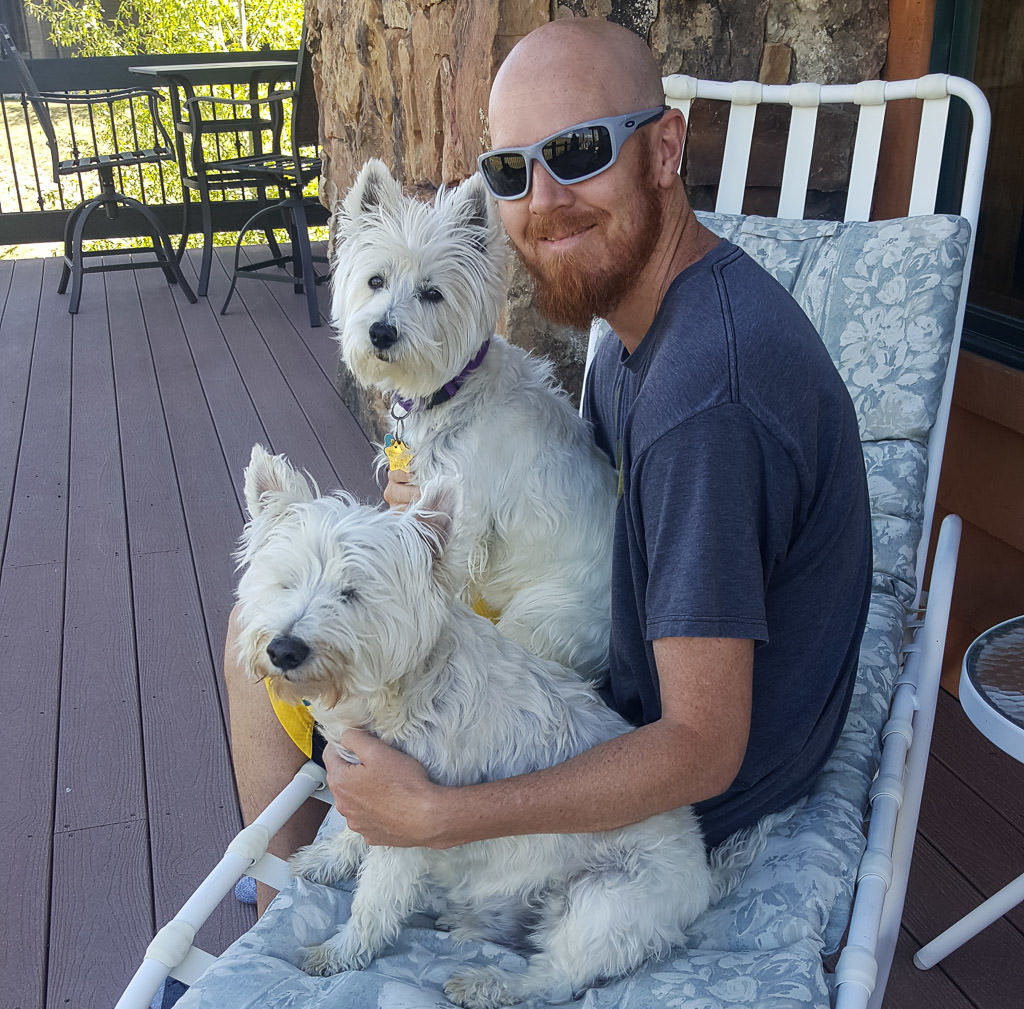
[409,480,455,556]
[408,480,465,592]
[452,174,493,250]
[243,444,316,521]
[343,158,403,220]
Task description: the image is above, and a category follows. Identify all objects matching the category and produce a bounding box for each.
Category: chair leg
[66,195,107,313]
[198,197,214,297]
[57,200,87,296]
[283,205,303,294]
[221,200,282,317]
[126,196,198,304]
[176,189,193,263]
[290,198,320,328]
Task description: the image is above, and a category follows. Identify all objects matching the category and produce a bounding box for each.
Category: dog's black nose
[267,634,310,671]
[369,321,398,349]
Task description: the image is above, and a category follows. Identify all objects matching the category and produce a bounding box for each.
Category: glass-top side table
[960,615,1024,763]
[915,614,1024,969]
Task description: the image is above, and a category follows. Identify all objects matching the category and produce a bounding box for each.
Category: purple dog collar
[391,339,491,416]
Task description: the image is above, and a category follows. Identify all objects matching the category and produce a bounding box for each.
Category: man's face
[489,103,664,331]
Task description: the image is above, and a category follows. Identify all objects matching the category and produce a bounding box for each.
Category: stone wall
[307,1,889,435]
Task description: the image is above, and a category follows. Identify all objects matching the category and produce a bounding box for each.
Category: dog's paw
[289,837,362,886]
[443,967,520,1009]
[300,934,374,977]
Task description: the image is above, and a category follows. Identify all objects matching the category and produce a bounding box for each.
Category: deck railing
[0,48,328,246]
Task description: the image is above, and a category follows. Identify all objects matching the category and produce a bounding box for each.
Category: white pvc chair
[586,73,990,1009]
[118,74,990,1009]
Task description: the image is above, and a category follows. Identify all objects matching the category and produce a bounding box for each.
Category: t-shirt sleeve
[632,403,798,644]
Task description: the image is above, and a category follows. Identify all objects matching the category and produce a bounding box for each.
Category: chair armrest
[37,86,166,105]
[34,86,173,152]
[184,89,295,113]
[181,90,289,163]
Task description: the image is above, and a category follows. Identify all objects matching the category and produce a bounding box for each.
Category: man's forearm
[422,717,734,849]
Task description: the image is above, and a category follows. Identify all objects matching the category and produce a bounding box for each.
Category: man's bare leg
[224,605,328,914]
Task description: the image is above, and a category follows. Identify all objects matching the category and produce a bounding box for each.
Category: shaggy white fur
[234,447,779,1009]
[330,159,617,682]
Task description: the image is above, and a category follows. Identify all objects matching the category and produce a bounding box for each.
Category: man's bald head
[488,19,664,146]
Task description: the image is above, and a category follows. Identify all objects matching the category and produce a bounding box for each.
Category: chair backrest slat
[778,87,820,218]
[845,98,887,221]
[909,93,951,216]
[291,31,320,151]
[716,83,760,213]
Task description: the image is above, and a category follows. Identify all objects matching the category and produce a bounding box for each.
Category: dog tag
[384,433,414,472]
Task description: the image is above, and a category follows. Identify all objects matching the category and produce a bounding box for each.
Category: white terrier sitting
[235,445,773,1009]
[330,159,616,682]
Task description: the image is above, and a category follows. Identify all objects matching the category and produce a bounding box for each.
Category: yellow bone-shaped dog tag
[384,433,414,472]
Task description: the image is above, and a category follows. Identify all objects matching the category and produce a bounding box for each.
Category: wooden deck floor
[0,247,1021,1009]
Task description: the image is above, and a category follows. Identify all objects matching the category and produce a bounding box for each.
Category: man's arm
[325,635,753,848]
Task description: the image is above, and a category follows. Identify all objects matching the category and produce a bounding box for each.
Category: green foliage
[25,0,303,56]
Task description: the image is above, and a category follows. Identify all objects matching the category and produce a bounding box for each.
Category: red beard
[518,151,663,330]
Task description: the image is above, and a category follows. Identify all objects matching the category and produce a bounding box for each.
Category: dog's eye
[417,287,443,304]
[368,275,385,290]
[338,588,358,603]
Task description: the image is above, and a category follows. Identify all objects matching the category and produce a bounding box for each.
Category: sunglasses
[477,106,669,201]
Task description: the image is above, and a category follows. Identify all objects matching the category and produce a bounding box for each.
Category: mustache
[523,208,605,246]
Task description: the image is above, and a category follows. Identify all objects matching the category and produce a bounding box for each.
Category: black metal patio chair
[0,24,196,313]
[210,36,327,327]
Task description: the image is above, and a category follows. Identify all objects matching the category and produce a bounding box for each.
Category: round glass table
[915,614,1024,969]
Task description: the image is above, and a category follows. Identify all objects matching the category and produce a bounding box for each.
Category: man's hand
[383,469,420,511]
[324,729,441,847]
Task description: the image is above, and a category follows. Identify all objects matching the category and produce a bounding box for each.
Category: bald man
[331,18,872,852]
[226,18,871,888]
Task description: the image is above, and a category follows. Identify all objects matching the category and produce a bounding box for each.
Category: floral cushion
[695,211,971,446]
[173,213,970,1009]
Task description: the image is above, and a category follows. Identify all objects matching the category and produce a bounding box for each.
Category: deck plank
[214,247,379,501]
[106,258,255,950]
[0,561,65,1009]
[884,929,975,1009]
[0,258,70,1009]
[931,686,1024,827]
[47,821,153,1009]
[0,258,43,561]
[898,834,1024,1008]
[50,266,151,1004]
[2,260,72,569]
[917,756,1024,935]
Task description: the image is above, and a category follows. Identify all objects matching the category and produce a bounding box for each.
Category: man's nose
[528,158,574,214]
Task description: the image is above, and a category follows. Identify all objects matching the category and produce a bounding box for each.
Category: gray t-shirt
[583,239,872,847]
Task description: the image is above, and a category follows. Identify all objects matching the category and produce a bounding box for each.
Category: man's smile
[537,223,596,251]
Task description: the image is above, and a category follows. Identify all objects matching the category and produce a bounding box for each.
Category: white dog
[235,446,775,1009]
[330,159,616,682]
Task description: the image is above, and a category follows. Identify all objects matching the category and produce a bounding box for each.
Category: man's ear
[654,107,686,189]
[243,444,316,521]
[342,158,404,221]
